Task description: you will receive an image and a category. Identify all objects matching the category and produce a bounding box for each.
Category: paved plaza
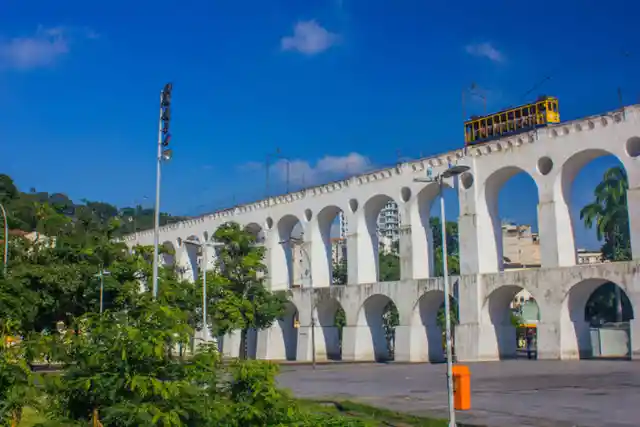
[277,360,639,427]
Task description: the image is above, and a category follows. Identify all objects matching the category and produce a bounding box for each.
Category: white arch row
[218,261,640,362]
[127,106,640,292]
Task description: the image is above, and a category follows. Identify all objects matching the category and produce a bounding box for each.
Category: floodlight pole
[151,90,164,299]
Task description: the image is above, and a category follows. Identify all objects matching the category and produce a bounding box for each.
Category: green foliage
[39,295,197,427]
[381,302,399,359]
[436,297,459,332]
[374,217,459,283]
[206,222,288,359]
[430,217,460,276]
[585,282,633,325]
[36,290,360,427]
[510,311,524,328]
[378,252,400,281]
[580,166,631,262]
[332,259,348,285]
[0,320,37,427]
[0,173,186,237]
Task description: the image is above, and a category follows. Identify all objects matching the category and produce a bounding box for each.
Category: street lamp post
[183,239,224,345]
[414,164,470,427]
[94,266,111,314]
[0,202,8,277]
[279,237,316,370]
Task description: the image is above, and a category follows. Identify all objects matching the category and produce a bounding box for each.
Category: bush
[35,295,362,427]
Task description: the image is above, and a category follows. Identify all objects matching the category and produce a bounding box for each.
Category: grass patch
[18,400,481,427]
[298,399,449,426]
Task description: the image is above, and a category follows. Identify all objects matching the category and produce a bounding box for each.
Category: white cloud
[465,42,504,63]
[0,26,96,70]
[241,152,373,186]
[281,20,339,55]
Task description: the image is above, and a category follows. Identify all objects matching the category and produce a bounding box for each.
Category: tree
[378,252,400,281]
[0,319,37,427]
[381,302,399,360]
[430,217,460,276]
[580,166,631,262]
[207,222,288,359]
[332,259,347,285]
[39,282,360,426]
[0,208,150,335]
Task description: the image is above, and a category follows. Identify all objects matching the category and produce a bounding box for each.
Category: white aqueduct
[124,105,640,363]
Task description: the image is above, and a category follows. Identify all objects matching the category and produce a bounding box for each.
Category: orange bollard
[452,364,471,410]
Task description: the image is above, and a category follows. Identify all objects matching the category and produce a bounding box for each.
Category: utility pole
[151,83,173,299]
[265,148,290,197]
[0,203,8,277]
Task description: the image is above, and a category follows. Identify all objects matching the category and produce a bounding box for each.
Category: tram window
[508,112,514,120]
[522,107,529,116]
[515,110,521,118]
[501,113,507,122]
[538,103,546,112]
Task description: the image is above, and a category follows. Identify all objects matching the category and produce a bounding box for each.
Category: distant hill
[0,173,188,237]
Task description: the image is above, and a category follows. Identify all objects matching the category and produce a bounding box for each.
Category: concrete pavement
[277,360,639,427]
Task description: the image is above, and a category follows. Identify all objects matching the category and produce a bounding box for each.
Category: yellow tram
[464,95,560,146]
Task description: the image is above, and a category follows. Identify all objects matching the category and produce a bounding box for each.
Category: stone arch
[482,166,540,271]
[556,148,633,264]
[316,205,347,287]
[275,301,299,361]
[160,241,176,266]
[560,278,635,359]
[244,222,265,244]
[181,235,201,282]
[482,285,541,360]
[413,180,457,278]
[410,290,446,362]
[362,193,400,282]
[355,294,398,361]
[315,297,344,360]
[273,214,304,289]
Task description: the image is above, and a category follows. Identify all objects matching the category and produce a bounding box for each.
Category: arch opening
[485,167,540,271]
[363,194,401,282]
[160,241,176,267]
[244,222,266,245]
[315,298,346,360]
[415,180,461,278]
[561,279,635,360]
[275,215,304,290]
[357,294,398,362]
[483,285,540,360]
[277,302,299,361]
[182,235,201,282]
[564,151,632,265]
[412,290,446,362]
[316,205,348,287]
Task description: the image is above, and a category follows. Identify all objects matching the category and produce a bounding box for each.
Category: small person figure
[525,328,535,360]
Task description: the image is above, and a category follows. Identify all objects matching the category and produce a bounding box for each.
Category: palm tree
[580,166,631,262]
[580,166,631,323]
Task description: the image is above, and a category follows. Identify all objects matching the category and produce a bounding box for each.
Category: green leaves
[580,166,631,262]
[205,222,287,357]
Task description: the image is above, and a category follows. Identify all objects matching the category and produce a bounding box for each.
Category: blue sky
[1,0,638,250]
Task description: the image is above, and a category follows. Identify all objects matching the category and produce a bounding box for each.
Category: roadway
[277,359,639,427]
